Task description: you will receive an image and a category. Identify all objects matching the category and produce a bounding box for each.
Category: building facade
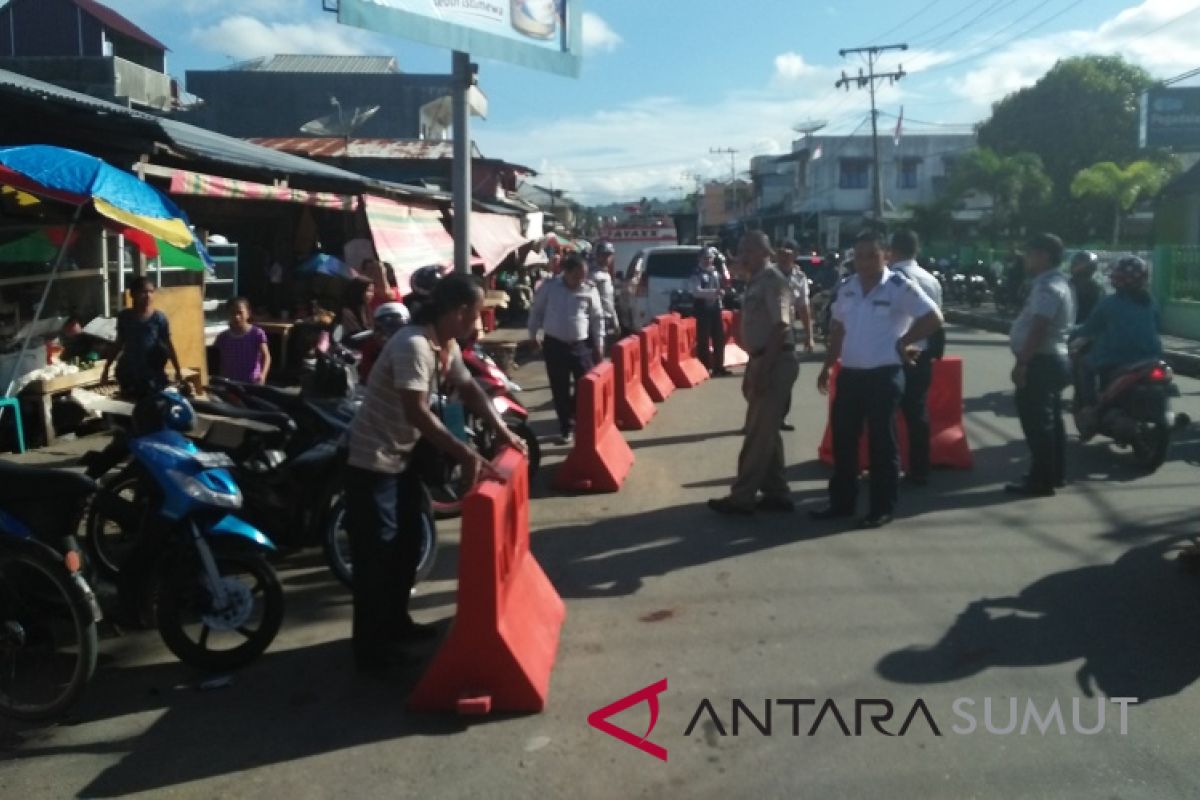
[750,133,976,248]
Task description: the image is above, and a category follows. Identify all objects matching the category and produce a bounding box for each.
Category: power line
[835,44,909,220]
[868,0,944,45]
[1127,3,1200,44]
[906,0,1057,74]
[919,0,1019,53]
[906,0,994,45]
[914,0,1088,76]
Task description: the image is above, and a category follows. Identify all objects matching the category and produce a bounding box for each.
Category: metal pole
[452,50,472,275]
[869,53,883,223]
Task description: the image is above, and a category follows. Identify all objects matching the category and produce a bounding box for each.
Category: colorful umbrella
[0,146,195,247]
[297,252,351,278]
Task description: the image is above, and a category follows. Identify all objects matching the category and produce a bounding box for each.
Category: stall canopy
[362,195,454,292]
[466,211,527,273]
[168,169,359,211]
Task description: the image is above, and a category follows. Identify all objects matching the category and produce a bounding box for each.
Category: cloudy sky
[105,0,1200,204]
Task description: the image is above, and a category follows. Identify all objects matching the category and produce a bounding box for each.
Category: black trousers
[829,366,905,516]
[1015,354,1069,489]
[901,351,934,479]
[694,305,726,371]
[543,335,594,436]
[344,464,425,663]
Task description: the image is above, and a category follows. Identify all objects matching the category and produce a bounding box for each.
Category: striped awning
[168,169,359,211]
[363,195,453,293]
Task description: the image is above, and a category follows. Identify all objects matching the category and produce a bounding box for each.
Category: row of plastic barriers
[409,312,722,716]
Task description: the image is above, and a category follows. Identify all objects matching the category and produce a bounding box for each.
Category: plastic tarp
[467,211,527,273]
[363,195,453,293]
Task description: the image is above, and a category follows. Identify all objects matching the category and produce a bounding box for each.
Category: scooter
[109,389,284,671]
[0,463,101,719]
[1072,348,1190,473]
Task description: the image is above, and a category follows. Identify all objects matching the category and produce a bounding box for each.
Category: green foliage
[947,147,1053,241]
[1071,159,1178,244]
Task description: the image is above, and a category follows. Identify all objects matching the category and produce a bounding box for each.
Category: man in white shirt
[688,247,729,376]
[811,230,943,528]
[888,229,944,485]
[776,239,816,431]
[590,240,620,349]
[1006,233,1075,497]
[527,253,605,445]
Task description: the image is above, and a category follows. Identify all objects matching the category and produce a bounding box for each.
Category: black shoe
[1004,481,1055,498]
[756,495,795,513]
[859,513,893,529]
[780,422,796,432]
[904,473,929,487]
[708,497,756,516]
[808,506,854,521]
[354,646,413,677]
[712,367,732,377]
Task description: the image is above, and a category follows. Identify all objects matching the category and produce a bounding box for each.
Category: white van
[618,245,704,331]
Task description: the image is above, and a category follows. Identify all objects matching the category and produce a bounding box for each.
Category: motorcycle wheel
[0,543,98,720]
[510,421,541,480]
[156,546,284,672]
[83,466,153,580]
[323,489,439,589]
[1131,417,1171,473]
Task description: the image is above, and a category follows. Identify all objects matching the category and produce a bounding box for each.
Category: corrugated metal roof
[72,0,169,52]
[248,137,474,160]
[0,68,449,202]
[231,55,399,74]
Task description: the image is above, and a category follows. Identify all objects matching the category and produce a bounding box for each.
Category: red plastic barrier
[638,323,675,403]
[663,316,709,389]
[818,357,973,470]
[721,310,749,368]
[554,362,635,493]
[654,314,677,366]
[613,335,656,430]
[409,448,565,714]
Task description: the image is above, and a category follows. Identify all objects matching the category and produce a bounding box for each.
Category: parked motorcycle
[101,389,284,671]
[966,273,990,308]
[1071,349,1190,472]
[0,463,101,719]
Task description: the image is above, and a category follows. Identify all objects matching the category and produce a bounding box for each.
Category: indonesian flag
[893,106,904,147]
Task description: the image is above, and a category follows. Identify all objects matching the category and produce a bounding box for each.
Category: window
[898,158,921,190]
[839,160,870,190]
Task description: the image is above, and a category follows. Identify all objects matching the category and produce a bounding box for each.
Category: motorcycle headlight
[165,469,242,510]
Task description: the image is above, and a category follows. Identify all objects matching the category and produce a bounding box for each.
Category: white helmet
[373,301,410,335]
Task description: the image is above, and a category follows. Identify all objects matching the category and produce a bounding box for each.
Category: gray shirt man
[889,258,943,352]
[1010,270,1074,358]
[528,274,604,351]
[590,266,617,337]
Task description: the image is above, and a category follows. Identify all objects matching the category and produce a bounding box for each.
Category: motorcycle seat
[1111,358,1164,377]
[190,398,298,435]
[0,461,95,503]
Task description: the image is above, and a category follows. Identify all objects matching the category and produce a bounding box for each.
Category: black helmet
[1070,251,1099,275]
[410,265,443,296]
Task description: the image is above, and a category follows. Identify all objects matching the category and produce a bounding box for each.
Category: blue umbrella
[297,252,351,278]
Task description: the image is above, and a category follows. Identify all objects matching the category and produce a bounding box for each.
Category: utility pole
[710,147,738,184]
[835,43,907,224]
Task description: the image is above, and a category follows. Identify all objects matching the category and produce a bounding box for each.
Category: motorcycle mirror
[331,325,345,344]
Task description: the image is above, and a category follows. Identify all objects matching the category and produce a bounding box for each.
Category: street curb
[944,308,1200,380]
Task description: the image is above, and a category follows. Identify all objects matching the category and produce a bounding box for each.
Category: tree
[906,200,954,245]
[949,148,1053,242]
[1070,160,1177,245]
[978,55,1154,235]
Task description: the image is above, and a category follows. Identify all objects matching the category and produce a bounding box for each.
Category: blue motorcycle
[120,390,284,672]
[0,463,101,719]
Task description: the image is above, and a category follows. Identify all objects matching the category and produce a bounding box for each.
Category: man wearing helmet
[1070,255,1162,417]
[358,301,412,382]
[1069,251,1103,324]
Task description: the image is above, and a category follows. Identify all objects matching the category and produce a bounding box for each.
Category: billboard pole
[453,50,472,275]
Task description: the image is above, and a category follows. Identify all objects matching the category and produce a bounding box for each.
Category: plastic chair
[0,397,25,454]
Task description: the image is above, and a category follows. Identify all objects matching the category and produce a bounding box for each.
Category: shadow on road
[876,525,1200,703]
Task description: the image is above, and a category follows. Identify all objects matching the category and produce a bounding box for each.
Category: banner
[1142,88,1200,151]
[363,195,454,292]
[338,0,582,77]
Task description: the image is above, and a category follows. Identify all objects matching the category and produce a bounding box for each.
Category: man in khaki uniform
[709,231,799,515]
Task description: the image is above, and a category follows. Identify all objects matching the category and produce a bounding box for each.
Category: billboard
[337,0,582,77]
[1142,87,1200,151]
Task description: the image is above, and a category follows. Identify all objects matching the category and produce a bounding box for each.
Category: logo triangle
[587,679,668,762]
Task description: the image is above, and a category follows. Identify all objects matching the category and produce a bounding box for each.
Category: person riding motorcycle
[1069,255,1162,417]
[1069,251,1103,324]
[358,301,412,383]
[404,265,444,322]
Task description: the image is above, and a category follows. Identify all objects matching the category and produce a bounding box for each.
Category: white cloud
[582,12,622,55]
[773,52,818,82]
[189,15,379,60]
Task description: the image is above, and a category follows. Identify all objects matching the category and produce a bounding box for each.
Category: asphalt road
[4,324,1200,799]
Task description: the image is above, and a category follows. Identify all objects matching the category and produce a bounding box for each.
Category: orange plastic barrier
[554,361,636,492]
[664,316,709,389]
[613,335,656,430]
[721,310,749,368]
[654,314,677,366]
[638,323,675,403]
[818,357,973,470]
[408,448,565,715]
